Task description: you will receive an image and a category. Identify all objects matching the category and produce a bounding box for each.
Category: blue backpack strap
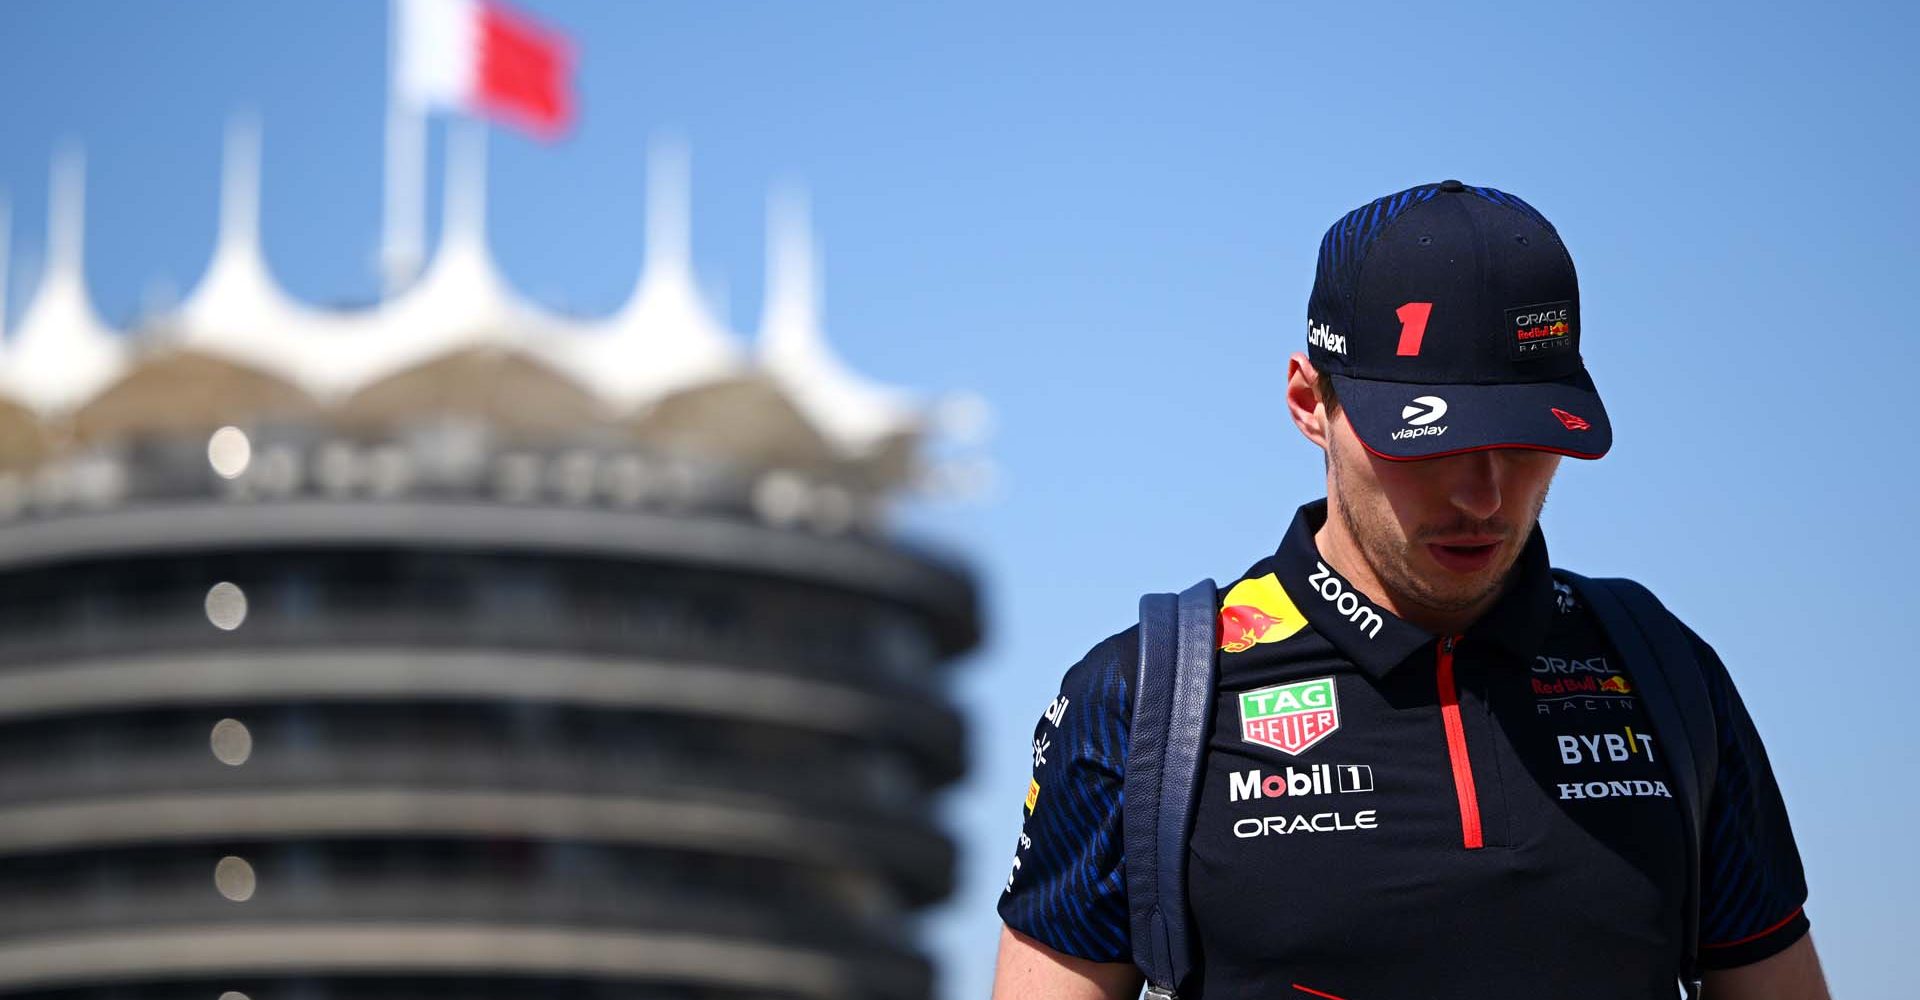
[1126,578,1218,999]
[1558,571,1717,1000]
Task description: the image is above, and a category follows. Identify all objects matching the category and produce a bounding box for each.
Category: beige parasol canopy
[0,395,48,472]
[629,373,837,473]
[333,344,608,440]
[71,348,318,445]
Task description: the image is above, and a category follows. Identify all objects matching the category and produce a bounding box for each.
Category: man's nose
[1448,451,1502,521]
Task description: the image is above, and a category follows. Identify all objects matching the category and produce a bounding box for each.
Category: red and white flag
[396,0,573,139]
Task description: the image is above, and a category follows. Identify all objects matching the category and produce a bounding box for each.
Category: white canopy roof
[758,188,919,456]
[165,115,325,392]
[543,138,744,410]
[3,147,128,414]
[0,125,931,483]
[1,191,10,350]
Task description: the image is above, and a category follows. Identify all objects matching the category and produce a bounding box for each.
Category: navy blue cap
[1306,180,1611,460]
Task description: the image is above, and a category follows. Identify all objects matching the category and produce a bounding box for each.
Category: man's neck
[1312,501,1503,638]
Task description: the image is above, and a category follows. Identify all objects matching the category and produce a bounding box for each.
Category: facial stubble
[1328,444,1552,619]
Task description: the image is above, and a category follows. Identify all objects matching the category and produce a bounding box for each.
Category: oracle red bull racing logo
[1507,300,1576,359]
[1238,676,1341,756]
[1217,573,1308,653]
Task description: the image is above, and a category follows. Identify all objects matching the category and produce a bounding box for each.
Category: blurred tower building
[0,126,979,999]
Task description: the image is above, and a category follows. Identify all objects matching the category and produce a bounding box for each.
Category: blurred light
[210,718,253,766]
[205,581,248,631]
[70,455,127,509]
[214,855,256,901]
[408,421,488,487]
[220,992,251,1000]
[314,442,361,497]
[492,453,542,502]
[601,454,649,507]
[207,426,252,480]
[256,443,302,496]
[934,390,995,446]
[367,445,412,498]
[551,449,596,504]
[918,455,998,501]
[752,471,808,527]
[658,458,700,510]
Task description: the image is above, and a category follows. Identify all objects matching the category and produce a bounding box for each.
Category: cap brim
[1330,367,1612,461]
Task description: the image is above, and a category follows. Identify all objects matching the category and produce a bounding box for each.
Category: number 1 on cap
[1396,302,1434,356]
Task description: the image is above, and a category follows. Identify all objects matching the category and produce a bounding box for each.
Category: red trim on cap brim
[1355,435,1608,463]
[1327,370,1612,463]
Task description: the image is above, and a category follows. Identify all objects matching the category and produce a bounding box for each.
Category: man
[991,181,1828,998]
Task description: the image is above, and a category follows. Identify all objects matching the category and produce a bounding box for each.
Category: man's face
[1324,403,1560,617]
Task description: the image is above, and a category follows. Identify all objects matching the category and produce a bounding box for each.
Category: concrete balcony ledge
[0,499,979,653]
[0,922,931,998]
[0,648,965,778]
[0,788,954,902]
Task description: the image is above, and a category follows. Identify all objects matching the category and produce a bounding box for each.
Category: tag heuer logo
[1238,676,1340,756]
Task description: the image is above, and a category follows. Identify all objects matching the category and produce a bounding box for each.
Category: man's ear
[1287,352,1331,451]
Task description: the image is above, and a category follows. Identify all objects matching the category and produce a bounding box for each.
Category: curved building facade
[0,121,983,998]
[0,446,977,999]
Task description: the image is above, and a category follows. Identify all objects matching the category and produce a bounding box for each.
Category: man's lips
[1425,538,1502,573]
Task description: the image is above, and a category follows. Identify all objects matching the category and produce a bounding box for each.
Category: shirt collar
[1266,498,1555,680]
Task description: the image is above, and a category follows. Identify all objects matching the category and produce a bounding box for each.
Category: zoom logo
[1307,561,1384,639]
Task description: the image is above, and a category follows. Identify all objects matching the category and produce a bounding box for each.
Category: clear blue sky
[3,2,1915,997]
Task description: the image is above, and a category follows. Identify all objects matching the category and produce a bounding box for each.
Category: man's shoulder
[1544,567,1736,716]
[1056,621,1138,721]
[1546,566,1588,616]
[1546,568,1711,644]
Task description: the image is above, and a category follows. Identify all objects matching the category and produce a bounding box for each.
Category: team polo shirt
[998,499,1810,998]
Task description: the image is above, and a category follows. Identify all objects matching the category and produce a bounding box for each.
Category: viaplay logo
[1393,395,1448,441]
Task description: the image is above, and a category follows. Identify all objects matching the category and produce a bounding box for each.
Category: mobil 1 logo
[1228,763,1375,802]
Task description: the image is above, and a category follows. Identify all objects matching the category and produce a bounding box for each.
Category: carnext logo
[1307,321,1348,356]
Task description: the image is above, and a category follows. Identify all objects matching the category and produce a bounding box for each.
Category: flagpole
[0,191,9,342]
[381,0,425,296]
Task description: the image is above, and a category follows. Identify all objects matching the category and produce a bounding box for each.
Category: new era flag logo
[398,0,574,139]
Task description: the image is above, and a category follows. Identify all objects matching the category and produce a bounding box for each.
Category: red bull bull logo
[1218,573,1308,653]
[1598,675,1632,695]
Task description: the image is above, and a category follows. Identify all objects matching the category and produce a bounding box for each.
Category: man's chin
[1404,549,1515,611]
